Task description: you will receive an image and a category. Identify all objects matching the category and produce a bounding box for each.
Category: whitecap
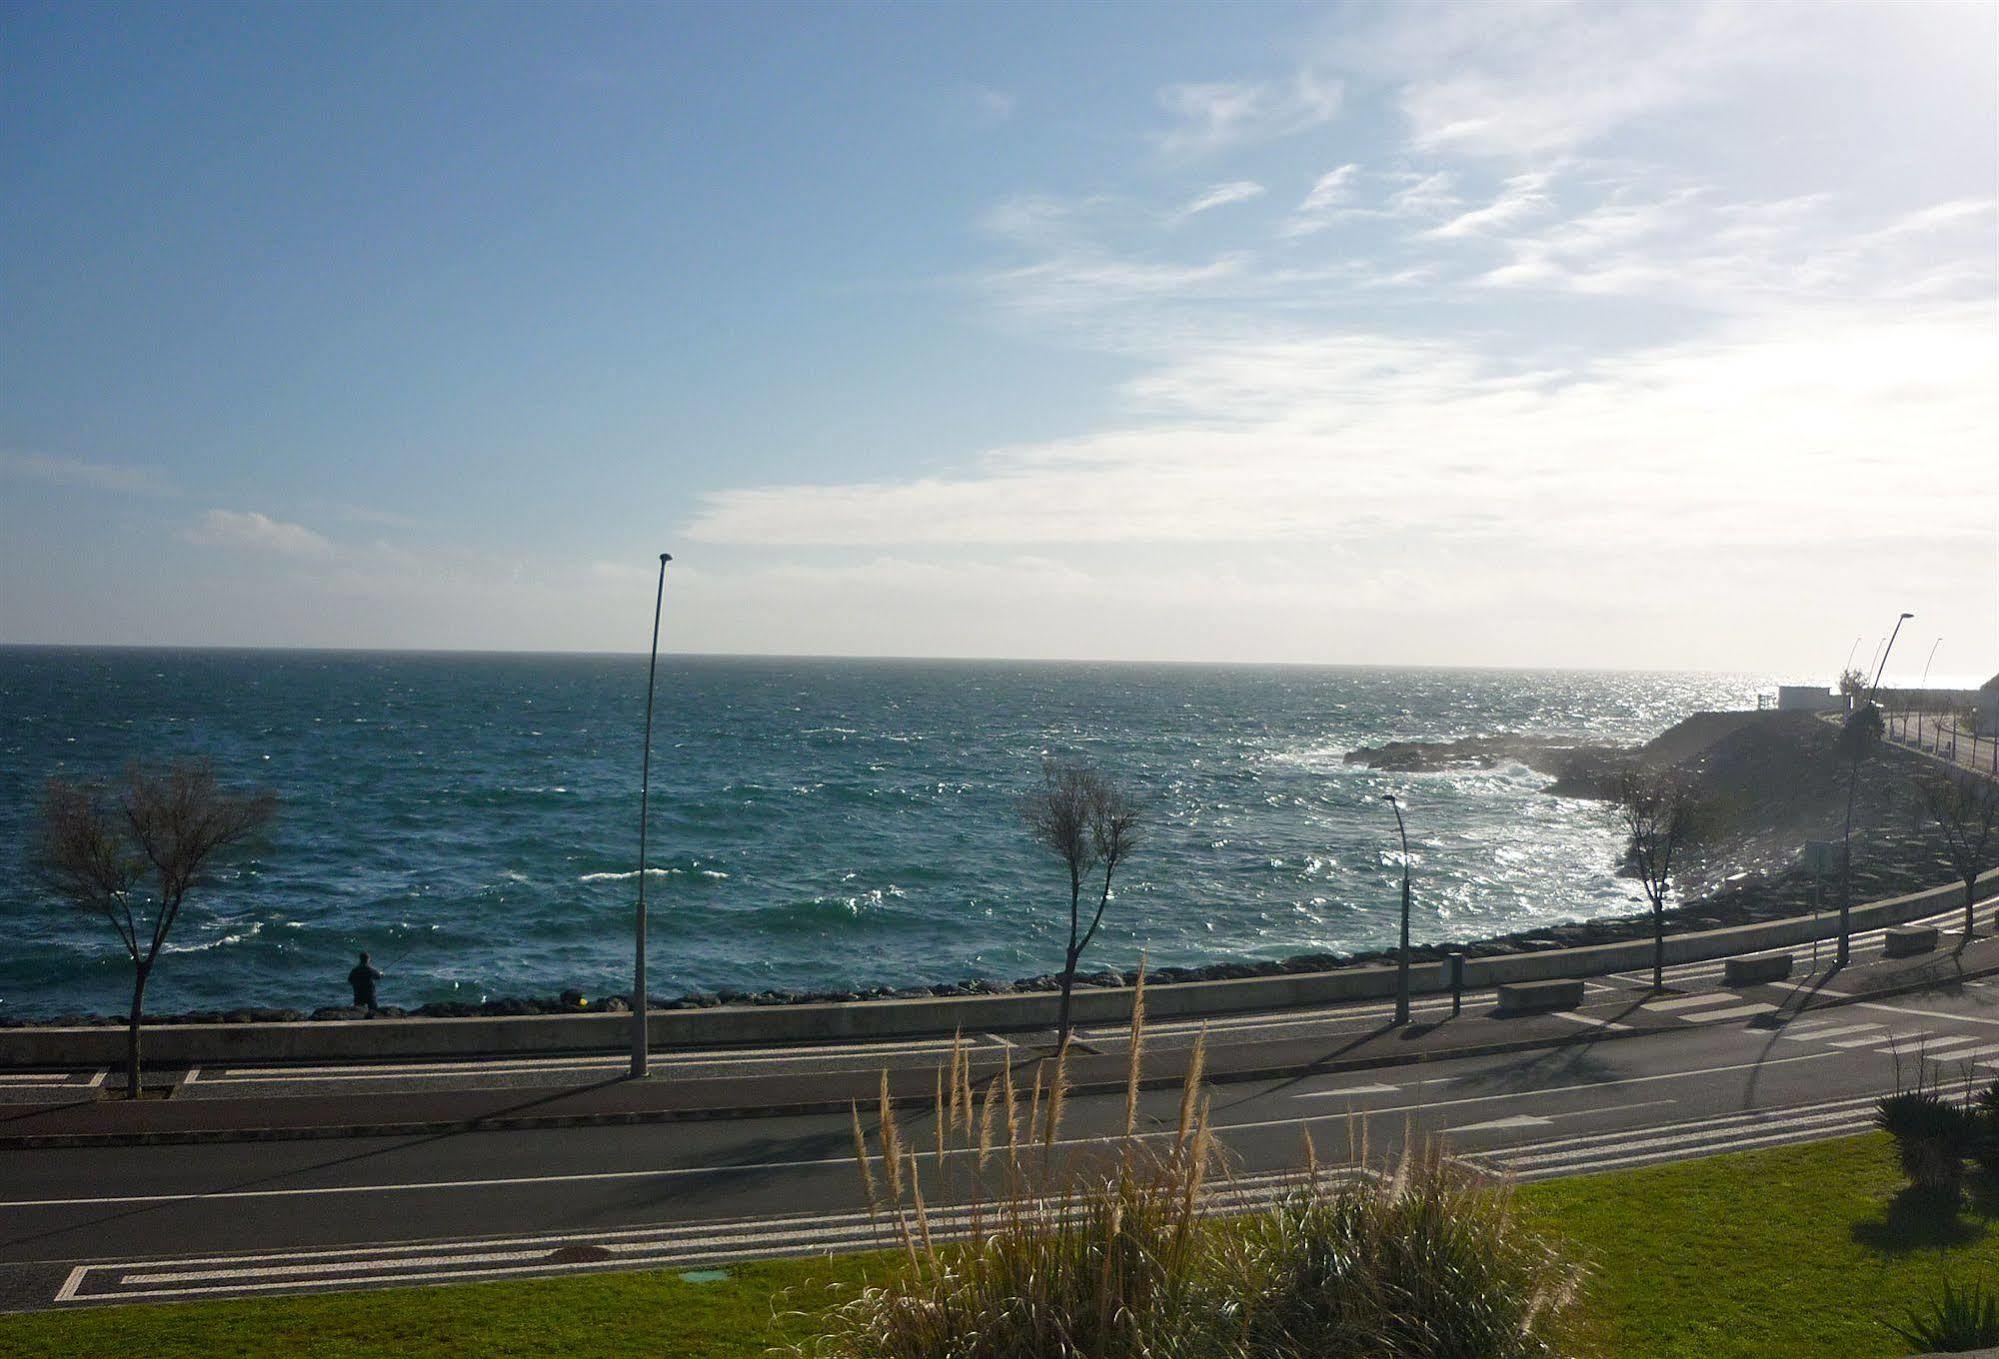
[578,868,674,883]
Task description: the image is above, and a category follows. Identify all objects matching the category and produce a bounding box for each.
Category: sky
[3,0,1996,680]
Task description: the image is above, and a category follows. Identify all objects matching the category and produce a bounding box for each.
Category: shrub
[1875,1088,1978,1198]
[792,966,1594,1359]
[1234,1148,1587,1359]
[1885,1274,1999,1353]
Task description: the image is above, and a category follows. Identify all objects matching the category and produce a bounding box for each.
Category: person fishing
[348,951,384,1016]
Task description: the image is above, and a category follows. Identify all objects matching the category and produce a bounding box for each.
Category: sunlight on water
[0,651,1767,1015]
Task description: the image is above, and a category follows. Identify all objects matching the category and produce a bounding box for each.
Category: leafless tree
[1838,667,1870,703]
[1019,763,1140,1048]
[1914,772,1999,947]
[1610,767,1707,992]
[36,761,276,1098]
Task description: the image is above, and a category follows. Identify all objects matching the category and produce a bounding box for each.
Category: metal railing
[1886,708,1999,777]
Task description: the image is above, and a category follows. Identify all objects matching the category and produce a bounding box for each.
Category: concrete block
[1495,978,1585,1015]
[1884,925,1938,958]
[1723,952,1793,986]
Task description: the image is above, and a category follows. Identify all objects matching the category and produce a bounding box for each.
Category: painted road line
[52,1167,1347,1304]
[1294,1051,1841,1127]
[1827,1032,1903,1048]
[1479,1091,1889,1161]
[1673,1002,1778,1023]
[1857,1000,1999,1030]
[4,1051,1849,1214]
[1506,1115,1880,1179]
[1292,1082,1403,1099]
[1551,1011,1631,1031]
[1486,1096,1887,1173]
[1449,1097,1676,1135]
[1882,1036,1991,1059]
[1781,1022,1882,1042]
[1913,1041,1999,1063]
[1640,992,1749,1012]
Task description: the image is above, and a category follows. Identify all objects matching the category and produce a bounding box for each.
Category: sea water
[0,648,1765,1016]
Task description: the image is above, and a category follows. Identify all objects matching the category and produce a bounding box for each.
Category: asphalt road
[7,972,1999,1312]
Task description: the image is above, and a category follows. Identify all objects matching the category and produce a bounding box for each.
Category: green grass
[1526,1131,1996,1359]
[2,1133,1992,1358]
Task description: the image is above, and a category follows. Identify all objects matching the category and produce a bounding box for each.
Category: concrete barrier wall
[4,868,1992,1069]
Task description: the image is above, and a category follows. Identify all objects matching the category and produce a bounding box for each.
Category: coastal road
[0,899,1969,1106]
[7,973,1999,1312]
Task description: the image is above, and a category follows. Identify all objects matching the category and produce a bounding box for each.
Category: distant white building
[1777,684,1842,713]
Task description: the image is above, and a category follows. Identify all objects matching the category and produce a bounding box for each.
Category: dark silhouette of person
[349,952,383,1016]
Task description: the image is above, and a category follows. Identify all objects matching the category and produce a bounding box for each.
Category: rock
[311,1006,367,1021]
[558,988,589,1009]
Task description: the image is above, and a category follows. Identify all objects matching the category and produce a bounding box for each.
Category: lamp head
[661,552,673,564]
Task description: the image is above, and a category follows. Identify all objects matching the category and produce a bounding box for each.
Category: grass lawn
[1,1132,1989,1358]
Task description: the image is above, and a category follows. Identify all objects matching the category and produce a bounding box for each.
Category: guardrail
[1887,709,1999,778]
[5,866,1995,1070]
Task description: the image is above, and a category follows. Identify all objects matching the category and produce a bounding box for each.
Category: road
[6,967,1999,1312]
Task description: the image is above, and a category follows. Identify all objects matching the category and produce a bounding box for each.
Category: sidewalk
[8,924,1997,1149]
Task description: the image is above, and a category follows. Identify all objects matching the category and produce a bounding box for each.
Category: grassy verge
[2,1132,1990,1358]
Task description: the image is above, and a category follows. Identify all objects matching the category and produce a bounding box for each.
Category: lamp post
[632,552,672,1079]
[1836,610,1912,968]
[1384,793,1413,1026]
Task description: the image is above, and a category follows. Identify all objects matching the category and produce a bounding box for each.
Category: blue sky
[3,1,1995,678]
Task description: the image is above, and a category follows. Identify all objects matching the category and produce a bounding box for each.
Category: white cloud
[1156,72,1341,156]
[1280,163,1362,237]
[0,450,177,497]
[1424,170,1556,238]
[1365,0,1777,157]
[1167,180,1266,224]
[184,509,334,559]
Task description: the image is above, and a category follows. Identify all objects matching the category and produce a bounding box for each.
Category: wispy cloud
[1367,0,1777,157]
[184,509,334,559]
[0,450,177,498]
[1281,163,1362,237]
[1424,170,1556,238]
[1167,180,1266,224]
[1156,72,1341,156]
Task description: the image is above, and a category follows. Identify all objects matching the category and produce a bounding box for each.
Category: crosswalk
[1610,901,1976,989]
[1775,1014,1999,1068]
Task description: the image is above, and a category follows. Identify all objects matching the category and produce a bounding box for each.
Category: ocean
[0,648,1765,1018]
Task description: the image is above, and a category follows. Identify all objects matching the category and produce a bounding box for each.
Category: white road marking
[1,1050,1847,1213]
[1551,1011,1631,1031]
[1292,1082,1402,1099]
[1857,1001,1999,1030]
[1827,1033,1901,1048]
[1672,1002,1779,1023]
[1451,1097,1677,1135]
[1781,1022,1882,1042]
[1642,992,1747,1012]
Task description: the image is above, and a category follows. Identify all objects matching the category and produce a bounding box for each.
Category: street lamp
[1836,609,1911,968]
[632,552,673,1079]
[1383,793,1413,1026]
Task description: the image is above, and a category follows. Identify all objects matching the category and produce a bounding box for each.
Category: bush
[792,970,1594,1359]
[1875,1089,1978,1198]
[1886,1274,1999,1353]
[1235,1148,1587,1359]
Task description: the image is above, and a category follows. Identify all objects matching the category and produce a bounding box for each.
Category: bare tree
[36,761,275,1098]
[1019,763,1140,1048]
[1838,667,1870,703]
[1610,768,1707,992]
[1914,772,1999,947]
